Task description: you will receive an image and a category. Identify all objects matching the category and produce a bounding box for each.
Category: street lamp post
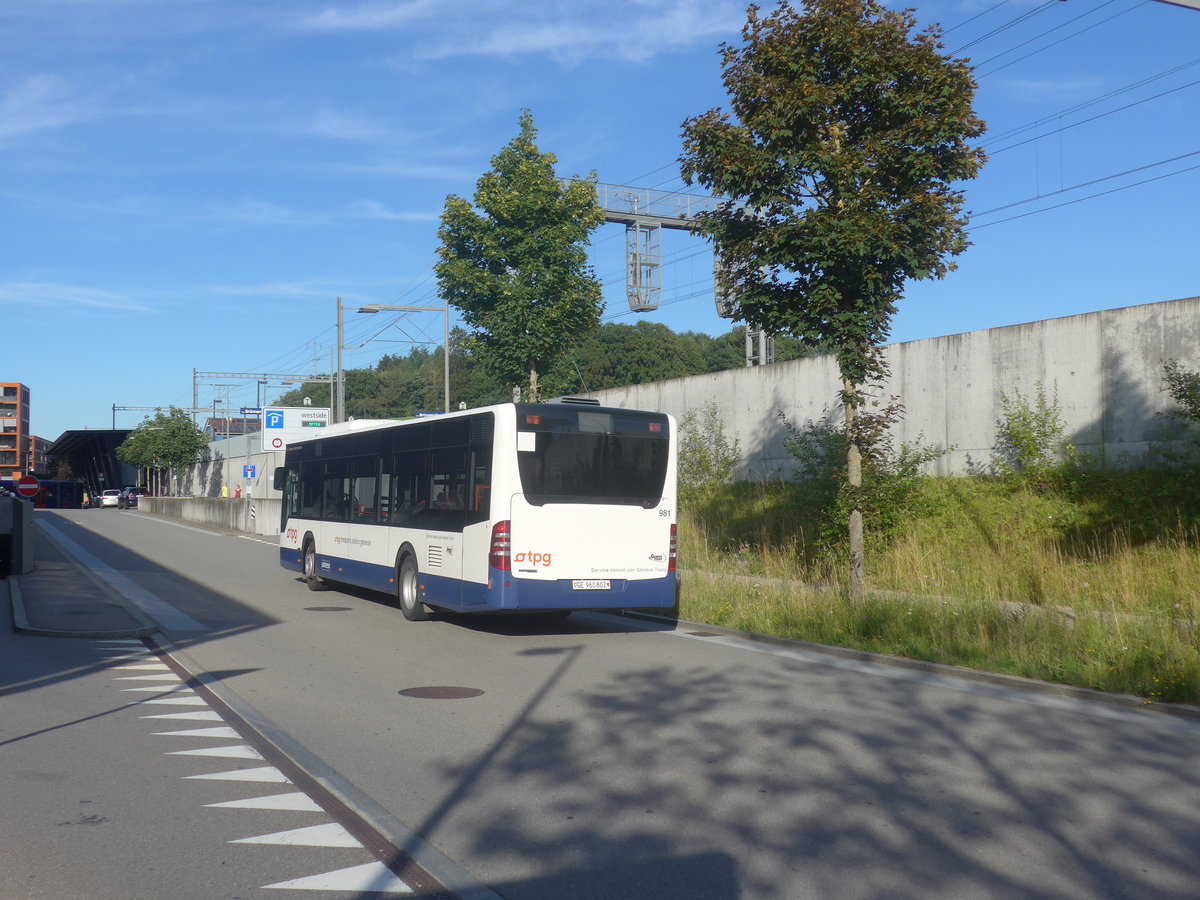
[336,296,346,424]
[336,299,452,421]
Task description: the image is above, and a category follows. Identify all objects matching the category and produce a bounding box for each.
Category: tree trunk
[844,379,866,602]
[527,361,540,403]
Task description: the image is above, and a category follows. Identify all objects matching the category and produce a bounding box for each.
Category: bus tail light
[489,520,512,571]
[668,523,677,572]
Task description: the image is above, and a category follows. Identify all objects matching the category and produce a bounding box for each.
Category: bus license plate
[572,579,611,591]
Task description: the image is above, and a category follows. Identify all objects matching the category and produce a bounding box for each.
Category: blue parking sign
[265,410,285,429]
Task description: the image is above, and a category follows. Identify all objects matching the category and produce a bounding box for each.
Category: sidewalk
[4,521,157,639]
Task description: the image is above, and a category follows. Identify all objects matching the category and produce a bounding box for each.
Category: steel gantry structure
[594,182,773,367]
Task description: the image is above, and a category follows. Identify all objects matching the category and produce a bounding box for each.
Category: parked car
[98,489,122,508]
[118,486,151,509]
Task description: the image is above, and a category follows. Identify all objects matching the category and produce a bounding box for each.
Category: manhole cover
[304,606,352,612]
[399,686,485,700]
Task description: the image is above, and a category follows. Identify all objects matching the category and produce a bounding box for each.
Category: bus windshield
[514,405,670,507]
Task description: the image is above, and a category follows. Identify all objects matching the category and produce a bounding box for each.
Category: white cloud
[299,0,741,64]
[0,281,152,311]
[0,74,91,141]
[298,0,441,31]
[347,199,439,221]
[305,106,394,141]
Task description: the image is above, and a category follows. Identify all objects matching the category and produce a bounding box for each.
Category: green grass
[677,469,1200,705]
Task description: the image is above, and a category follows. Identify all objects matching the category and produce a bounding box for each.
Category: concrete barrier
[140,497,281,537]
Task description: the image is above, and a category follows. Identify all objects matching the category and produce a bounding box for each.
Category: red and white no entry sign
[16,475,40,497]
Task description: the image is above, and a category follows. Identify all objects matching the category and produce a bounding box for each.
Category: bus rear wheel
[397,556,429,621]
[303,540,326,592]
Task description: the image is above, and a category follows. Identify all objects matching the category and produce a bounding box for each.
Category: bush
[678,402,742,506]
[991,381,1076,483]
[779,406,948,547]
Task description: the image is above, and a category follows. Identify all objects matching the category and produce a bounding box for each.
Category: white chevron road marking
[206,792,324,812]
[231,822,361,847]
[185,766,292,783]
[262,861,413,893]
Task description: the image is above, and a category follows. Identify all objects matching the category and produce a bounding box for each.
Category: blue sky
[3,0,1198,441]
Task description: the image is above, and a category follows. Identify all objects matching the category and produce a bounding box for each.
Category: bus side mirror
[273,467,287,491]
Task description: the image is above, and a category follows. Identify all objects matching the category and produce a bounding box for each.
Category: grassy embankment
[677,468,1200,705]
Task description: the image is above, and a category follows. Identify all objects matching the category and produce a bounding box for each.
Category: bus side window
[388,450,427,527]
[299,463,323,519]
[429,448,467,532]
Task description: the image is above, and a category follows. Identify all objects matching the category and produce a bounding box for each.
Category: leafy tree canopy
[116,407,208,472]
[680,0,985,388]
[436,109,605,401]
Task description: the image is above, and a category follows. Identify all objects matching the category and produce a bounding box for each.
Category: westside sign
[261,406,330,452]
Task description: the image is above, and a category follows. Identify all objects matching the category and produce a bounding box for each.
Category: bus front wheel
[397,556,429,622]
[303,540,326,592]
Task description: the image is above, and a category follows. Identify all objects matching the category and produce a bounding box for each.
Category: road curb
[8,574,158,639]
[622,610,1200,722]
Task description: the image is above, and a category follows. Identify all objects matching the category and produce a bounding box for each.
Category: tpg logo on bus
[513,550,552,567]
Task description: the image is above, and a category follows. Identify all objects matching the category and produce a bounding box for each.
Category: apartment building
[0,382,32,479]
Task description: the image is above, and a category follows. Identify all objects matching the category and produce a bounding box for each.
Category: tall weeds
[677,470,1200,704]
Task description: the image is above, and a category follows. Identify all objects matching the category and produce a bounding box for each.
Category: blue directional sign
[243,465,256,478]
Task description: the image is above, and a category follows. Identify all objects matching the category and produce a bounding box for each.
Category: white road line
[140,710,224,721]
[206,792,324,811]
[185,766,292,783]
[121,685,194,693]
[168,745,264,760]
[112,663,172,670]
[152,726,242,739]
[231,823,361,847]
[262,862,414,893]
[137,695,208,706]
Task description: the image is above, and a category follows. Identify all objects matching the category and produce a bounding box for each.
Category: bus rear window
[515,406,669,507]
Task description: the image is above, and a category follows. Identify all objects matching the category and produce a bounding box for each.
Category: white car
[98,489,121,508]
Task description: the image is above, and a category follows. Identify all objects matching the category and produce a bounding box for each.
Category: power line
[976,1,1144,77]
[971,0,1127,70]
[969,147,1200,225]
[987,76,1200,156]
[982,54,1200,147]
[942,0,1016,36]
[949,0,1064,55]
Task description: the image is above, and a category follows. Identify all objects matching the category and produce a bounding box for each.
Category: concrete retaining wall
[140,497,282,537]
[581,295,1200,478]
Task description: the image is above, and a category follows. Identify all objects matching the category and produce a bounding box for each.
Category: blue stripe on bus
[282,549,676,613]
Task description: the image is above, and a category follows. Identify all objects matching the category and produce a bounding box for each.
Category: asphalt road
[4,508,1200,899]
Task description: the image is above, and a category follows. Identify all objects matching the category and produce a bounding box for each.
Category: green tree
[436,110,605,401]
[116,407,208,495]
[680,0,985,600]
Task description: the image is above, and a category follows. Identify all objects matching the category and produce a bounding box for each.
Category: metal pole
[335,296,345,424]
[443,303,451,413]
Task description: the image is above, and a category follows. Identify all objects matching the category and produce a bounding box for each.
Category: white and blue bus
[274,400,677,620]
